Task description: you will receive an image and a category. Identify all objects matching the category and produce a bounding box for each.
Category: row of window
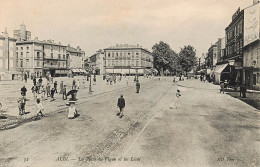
[16,46,66,53]
[227,39,243,56]
[227,21,243,40]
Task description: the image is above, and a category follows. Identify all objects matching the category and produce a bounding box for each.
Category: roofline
[104,47,152,54]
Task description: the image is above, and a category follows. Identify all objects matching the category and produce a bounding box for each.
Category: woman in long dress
[68,101,78,119]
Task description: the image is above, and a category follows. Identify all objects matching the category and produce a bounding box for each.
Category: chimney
[34,37,38,40]
[137,44,139,47]
[253,0,259,5]
[68,44,70,47]
[77,46,80,50]
[58,42,61,45]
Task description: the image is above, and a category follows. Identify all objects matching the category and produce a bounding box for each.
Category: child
[175,89,181,109]
[32,99,44,118]
[117,95,125,118]
[18,96,28,115]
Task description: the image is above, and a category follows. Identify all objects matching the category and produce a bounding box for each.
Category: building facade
[14,23,31,41]
[66,45,86,74]
[216,37,226,63]
[0,28,18,80]
[243,1,260,90]
[224,7,244,84]
[208,43,218,68]
[88,50,105,75]
[16,38,68,77]
[104,44,153,75]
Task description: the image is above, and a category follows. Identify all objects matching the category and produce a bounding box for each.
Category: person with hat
[117,95,125,118]
[67,96,78,119]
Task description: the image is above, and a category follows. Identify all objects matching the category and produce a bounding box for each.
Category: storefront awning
[215,64,229,74]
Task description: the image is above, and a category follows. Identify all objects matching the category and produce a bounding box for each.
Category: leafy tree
[178,45,197,75]
[152,41,176,75]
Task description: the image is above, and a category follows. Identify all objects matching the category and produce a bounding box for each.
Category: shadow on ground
[226,90,260,110]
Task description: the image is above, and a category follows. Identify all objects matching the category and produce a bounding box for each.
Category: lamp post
[88,63,92,93]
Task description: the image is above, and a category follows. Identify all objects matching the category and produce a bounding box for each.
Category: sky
[0,0,253,60]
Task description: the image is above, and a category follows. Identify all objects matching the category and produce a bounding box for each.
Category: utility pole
[198,58,201,70]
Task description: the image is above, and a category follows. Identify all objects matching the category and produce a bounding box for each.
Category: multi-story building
[225,7,244,84]
[104,44,153,75]
[216,38,226,62]
[16,38,68,77]
[88,49,105,75]
[0,28,18,80]
[208,43,218,68]
[67,45,86,74]
[42,40,68,77]
[14,22,31,41]
[243,1,260,90]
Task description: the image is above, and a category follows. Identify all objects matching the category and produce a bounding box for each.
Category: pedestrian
[200,75,203,81]
[72,79,76,89]
[46,83,51,97]
[175,89,181,109]
[50,88,55,101]
[173,76,176,82]
[18,96,28,115]
[21,85,27,97]
[93,75,96,85]
[126,77,129,85]
[24,74,27,83]
[33,77,36,86]
[68,100,78,119]
[38,76,43,86]
[63,85,67,100]
[31,85,37,99]
[203,75,206,83]
[41,85,46,100]
[32,98,44,119]
[76,79,80,89]
[59,81,64,94]
[54,81,58,93]
[240,84,247,98]
[117,95,125,118]
[136,80,140,93]
[220,81,225,94]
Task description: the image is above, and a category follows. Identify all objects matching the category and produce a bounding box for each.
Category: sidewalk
[0,76,155,130]
[177,78,260,110]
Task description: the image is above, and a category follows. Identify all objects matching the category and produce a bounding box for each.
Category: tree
[178,45,197,75]
[152,41,176,75]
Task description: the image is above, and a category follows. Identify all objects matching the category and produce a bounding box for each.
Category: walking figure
[220,81,225,94]
[59,81,64,94]
[117,95,125,118]
[136,80,140,93]
[50,88,55,101]
[68,99,78,119]
[46,83,51,97]
[63,85,67,100]
[54,81,58,93]
[32,99,44,119]
[175,89,181,109]
[18,96,28,115]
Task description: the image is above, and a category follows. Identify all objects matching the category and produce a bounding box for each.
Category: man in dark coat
[54,81,58,93]
[136,80,140,93]
[33,77,37,86]
[117,95,125,118]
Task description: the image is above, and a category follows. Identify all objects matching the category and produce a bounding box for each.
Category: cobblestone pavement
[0,78,259,167]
